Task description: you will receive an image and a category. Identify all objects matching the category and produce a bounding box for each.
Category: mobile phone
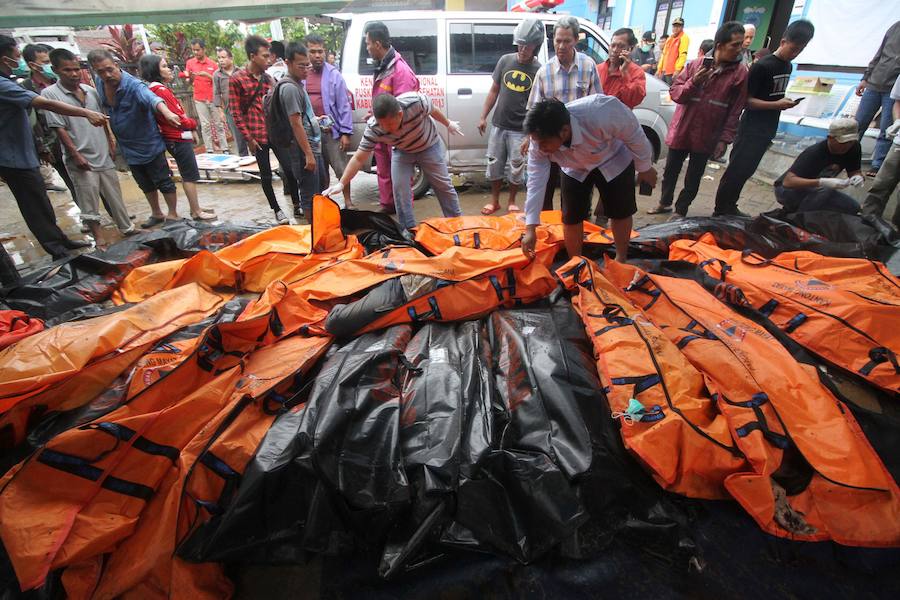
[792,96,805,104]
[639,181,653,196]
[702,56,714,69]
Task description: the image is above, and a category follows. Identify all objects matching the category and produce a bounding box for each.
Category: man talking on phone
[647,21,749,219]
[713,20,815,216]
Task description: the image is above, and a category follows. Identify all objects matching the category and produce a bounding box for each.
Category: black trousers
[714,133,771,214]
[0,165,70,258]
[542,162,561,211]
[255,144,296,212]
[659,148,710,216]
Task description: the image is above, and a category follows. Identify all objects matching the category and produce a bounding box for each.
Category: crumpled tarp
[0,221,264,325]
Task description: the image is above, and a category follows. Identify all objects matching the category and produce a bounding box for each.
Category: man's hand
[886,119,900,138]
[712,141,728,160]
[692,67,713,86]
[448,120,464,136]
[163,112,182,129]
[305,154,317,172]
[521,226,537,259]
[39,150,53,164]
[339,134,351,152]
[819,177,851,189]
[73,152,91,171]
[477,117,487,136]
[856,80,867,96]
[322,182,344,198]
[520,136,530,156]
[618,53,631,72]
[775,98,799,110]
[85,110,109,127]
[197,71,214,80]
[248,139,260,155]
[636,166,658,189]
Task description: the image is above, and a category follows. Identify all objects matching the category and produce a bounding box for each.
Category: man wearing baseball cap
[657,18,690,84]
[631,31,658,73]
[773,117,864,214]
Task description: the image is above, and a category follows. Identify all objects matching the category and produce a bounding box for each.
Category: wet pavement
[0,158,781,275]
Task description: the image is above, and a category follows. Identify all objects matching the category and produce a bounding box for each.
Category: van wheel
[412,166,430,199]
[642,126,661,162]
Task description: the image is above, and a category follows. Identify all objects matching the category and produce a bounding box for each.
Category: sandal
[140,215,165,229]
[190,212,217,221]
[647,205,673,215]
[865,168,879,178]
[481,203,501,215]
[507,204,521,213]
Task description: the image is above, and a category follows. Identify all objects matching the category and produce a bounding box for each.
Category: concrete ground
[0,156,789,275]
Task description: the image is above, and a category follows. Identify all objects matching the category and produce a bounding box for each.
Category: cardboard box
[787,76,836,95]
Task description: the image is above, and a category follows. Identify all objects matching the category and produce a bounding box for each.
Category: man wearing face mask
[0,35,108,259]
[22,44,79,201]
[631,31,658,74]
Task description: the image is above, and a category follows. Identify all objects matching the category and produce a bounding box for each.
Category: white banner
[799,0,900,68]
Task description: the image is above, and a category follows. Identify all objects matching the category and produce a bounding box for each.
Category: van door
[445,20,518,170]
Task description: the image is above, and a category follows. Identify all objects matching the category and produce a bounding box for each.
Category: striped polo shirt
[359,92,438,154]
[527,51,602,109]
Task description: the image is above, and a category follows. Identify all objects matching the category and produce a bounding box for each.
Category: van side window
[544,24,609,65]
[358,19,438,76]
[449,23,517,74]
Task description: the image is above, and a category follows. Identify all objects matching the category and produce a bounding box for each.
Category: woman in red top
[138,54,215,221]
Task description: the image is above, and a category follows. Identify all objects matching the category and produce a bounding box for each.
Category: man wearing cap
[657,18,690,84]
[631,31,659,73]
[774,118,864,214]
[477,19,543,215]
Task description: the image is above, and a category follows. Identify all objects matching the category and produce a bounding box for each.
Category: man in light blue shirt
[522,96,657,262]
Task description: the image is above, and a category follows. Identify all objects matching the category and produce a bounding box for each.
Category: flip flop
[507,204,521,213]
[140,216,165,229]
[190,213,217,221]
[646,205,673,215]
[199,207,217,215]
[865,168,879,178]
[481,203,501,215]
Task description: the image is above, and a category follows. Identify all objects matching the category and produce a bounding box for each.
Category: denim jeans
[855,87,894,169]
[391,139,462,229]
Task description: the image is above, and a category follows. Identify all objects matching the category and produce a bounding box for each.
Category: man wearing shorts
[88,49,183,227]
[477,18,542,215]
[521,97,657,262]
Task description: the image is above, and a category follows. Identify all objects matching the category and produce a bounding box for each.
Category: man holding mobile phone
[713,20,815,216]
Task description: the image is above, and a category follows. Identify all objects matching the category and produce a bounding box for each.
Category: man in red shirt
[229,35,290,223]
[185,39,228,153]
[597,28,646,110]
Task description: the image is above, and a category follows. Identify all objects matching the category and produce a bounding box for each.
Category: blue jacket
[95,71,164,165]
[305,63,353,139]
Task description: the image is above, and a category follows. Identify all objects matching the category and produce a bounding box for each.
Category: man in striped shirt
[525,16,602,211]
[324,92,463,229]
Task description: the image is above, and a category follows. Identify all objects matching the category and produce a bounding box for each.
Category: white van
[336,11,674,197]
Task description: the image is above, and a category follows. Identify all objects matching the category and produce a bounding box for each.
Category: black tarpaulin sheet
[0,221,264,324]
[179,302,689,578]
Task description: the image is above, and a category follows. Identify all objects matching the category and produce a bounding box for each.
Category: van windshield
[358,19,438,76]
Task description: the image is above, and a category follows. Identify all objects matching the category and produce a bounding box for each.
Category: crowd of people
[1,15,899,269]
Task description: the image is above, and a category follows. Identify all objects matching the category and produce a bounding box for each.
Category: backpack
[263,78,297,148]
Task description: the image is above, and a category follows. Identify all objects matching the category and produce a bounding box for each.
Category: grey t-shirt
[42,83,115,170]
[491,53,540,131]
[279,79,321,154]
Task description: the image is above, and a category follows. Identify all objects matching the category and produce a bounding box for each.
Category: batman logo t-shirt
[491,53,540,131]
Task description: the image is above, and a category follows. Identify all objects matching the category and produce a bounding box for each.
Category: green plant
[103,25,145,67]
[147,21,243,68]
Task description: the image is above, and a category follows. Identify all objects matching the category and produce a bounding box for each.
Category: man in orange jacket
[657,17,690,84]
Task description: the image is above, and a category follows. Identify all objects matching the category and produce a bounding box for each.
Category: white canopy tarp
[799,0,900,69]
[0,1,349,28]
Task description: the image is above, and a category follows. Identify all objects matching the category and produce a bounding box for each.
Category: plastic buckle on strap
[784,313,807,333]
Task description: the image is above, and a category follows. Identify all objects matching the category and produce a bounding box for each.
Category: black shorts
[560,162,637,224]
[166,140,200,183]
[129,151,176,194]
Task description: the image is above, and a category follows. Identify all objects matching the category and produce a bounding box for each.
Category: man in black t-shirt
[774,118,864,214]
[714,20,815,216]
[477,19,542,215]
